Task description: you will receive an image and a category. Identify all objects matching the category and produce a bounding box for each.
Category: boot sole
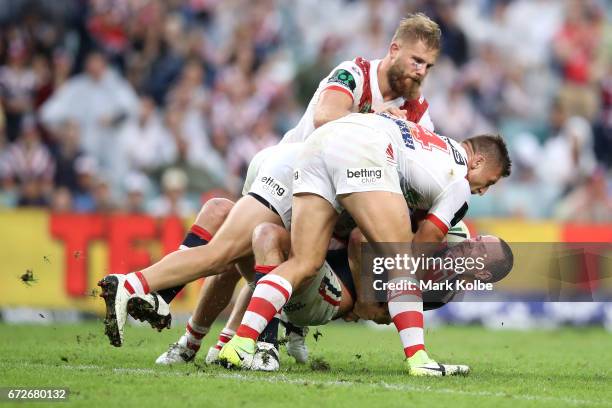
[127,297,172,332]
[98,276,122,347]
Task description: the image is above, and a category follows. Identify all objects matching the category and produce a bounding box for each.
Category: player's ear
[471,154,485,170]
[475,270,492,281]
[389,41,401,59]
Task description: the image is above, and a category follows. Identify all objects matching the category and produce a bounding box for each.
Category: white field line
[4,361,609,407]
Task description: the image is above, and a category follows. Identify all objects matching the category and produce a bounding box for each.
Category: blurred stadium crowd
[0,0,609,220]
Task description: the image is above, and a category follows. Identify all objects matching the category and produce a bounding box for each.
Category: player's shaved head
[486,238,514,283]
[392,13,441,51]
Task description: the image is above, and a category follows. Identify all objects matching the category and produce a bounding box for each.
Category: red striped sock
[387,277,425,358]
[184,317,209,351]
[123,271,150,296]
[214,328,236,350]
[236,274,292,341]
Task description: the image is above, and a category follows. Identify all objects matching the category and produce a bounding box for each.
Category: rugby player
[99,13,444,347]
[98,112,507,353]
[217,112,512,376]
[219,220,513,374]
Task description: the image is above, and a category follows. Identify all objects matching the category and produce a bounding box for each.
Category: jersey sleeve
[426,179,470,235]
[321,61,365,104]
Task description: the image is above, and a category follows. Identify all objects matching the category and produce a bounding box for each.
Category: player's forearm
[412,220,445,245]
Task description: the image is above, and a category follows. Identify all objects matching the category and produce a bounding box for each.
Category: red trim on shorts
[392,311,424,331]
[254,265,278,274]
[318,288,341,306]
[258,280,290,301]
[426,214,449,235]
[190,224,213,241]
[236,324,260,341]
[135,271,150,294]
[404,344,426,358]
[323,85,354,102]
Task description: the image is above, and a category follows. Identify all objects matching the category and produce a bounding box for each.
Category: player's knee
[252,222,288,254]
[194,198,234,232]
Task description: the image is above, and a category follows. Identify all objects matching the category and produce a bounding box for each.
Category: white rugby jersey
[333,113,470,235]
[281,58,434,144]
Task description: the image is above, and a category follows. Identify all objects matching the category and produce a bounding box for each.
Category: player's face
[387,40,438,98]
[457,235,504,281]
[466,159,502,195]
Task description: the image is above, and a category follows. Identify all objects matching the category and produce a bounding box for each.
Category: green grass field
[1,321,610,407]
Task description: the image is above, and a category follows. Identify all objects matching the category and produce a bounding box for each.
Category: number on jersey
[409,124,448,153]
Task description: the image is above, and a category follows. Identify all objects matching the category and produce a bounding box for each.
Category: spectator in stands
[122,172,150,214]
[226,113,279,193]
[1,116,55,207]
[51,120,86,193]
[40,50,138,190]
[0,0,608,222]
[538,115,597,195]
[0,40,38,142]
[555,167,612,222]
[148,167,194,218]
[119,94,176,174]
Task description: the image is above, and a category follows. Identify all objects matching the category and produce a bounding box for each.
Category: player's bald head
[484,237,514,283]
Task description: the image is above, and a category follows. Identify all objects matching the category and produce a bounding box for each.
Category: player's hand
[378,106,407,120]
[352,301,391,325]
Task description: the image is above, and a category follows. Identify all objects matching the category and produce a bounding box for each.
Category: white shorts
[282,261,342,326]
[292,122,401,211]
[242,144,302,229]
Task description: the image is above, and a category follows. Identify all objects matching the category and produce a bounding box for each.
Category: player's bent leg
[220,194,337,369]
[339,192,432,374]
[249,223,290,371]
[158,198,235,303]
[156,268,242,365]
[339,192,469,376]
[100,196,281,347]
[141,195,283,290]
[128,198,235,334]
[251,223,310,365]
